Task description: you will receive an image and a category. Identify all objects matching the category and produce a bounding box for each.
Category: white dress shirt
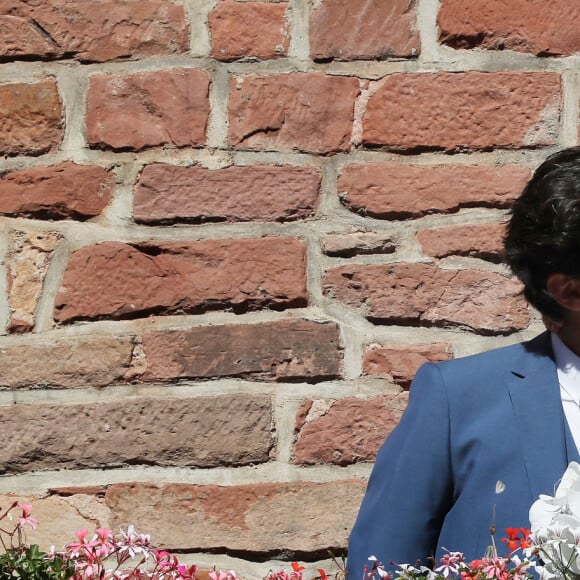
[552,332,580,454]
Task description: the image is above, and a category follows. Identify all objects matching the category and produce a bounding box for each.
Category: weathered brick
[0,79,62,156]
[229,72,360,154]
[438,1,580,57]
[310,0,420,61]
[363,72,561,151]
[323,263,530,334]
[363,343,453,387]
[54,238,307,323]
[87,69,210,152]
[0,394,273,473]
[0,495,103,552]
[210,0,289,61]
[339,163,530,219]
[7,230,62,333]
[293,395,408,465]
[418,222,506,262]
[0,336,134,388]
[321,231,397,257]
[141,319,342,383]
[134,164,320,224]
[0,0,189,62]
[105,480,365,552]
[0,162,113,220]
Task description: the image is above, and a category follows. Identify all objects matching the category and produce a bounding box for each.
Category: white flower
[529,463,580,576]
[530,462,580,529]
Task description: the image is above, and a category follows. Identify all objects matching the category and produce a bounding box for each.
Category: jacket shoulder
[426,331,552,386]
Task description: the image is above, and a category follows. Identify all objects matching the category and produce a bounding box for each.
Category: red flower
[501,527,532,552]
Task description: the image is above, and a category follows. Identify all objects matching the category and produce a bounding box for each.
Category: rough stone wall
[0,0,576,576]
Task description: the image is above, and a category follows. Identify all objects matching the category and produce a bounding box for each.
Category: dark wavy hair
[505,147,580,321]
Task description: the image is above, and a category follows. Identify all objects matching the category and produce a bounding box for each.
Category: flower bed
[0,501,341,580]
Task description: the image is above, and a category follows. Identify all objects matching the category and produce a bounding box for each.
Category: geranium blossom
[66,529,95,558]
[16,503,38,530]
[209,570,240,580]
[364,556,392,579]
[264,569,304,580]
[435,550,465,577]
[502,528,532,552]
[364,548,533,580]
[527,461,580,577]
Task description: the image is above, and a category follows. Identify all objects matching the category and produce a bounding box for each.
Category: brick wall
[0,0,575,576]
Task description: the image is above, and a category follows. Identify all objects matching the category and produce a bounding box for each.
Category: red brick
[0,336,133,388]
[310,0,420,61]
[105,480,366,552]
[134,164,320,224]
[293,395,408,465]
[54,238,307,323]
[0,79,62,156]
[7,230,62,333]
[363,343,453,387]
[339,163,530,219]
[0,162,113,220]
[86,69,210,152]
[141,319,342,383]
[0,0,189,62]
[363,72,561,151]
[0,394,273,473]
[438,1,580,57]
[229,72,360,154]
[323,263,530,334]
[210,0,289,61]
[418,222,506,262]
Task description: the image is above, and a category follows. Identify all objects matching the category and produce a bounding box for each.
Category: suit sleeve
[346,363,454,579]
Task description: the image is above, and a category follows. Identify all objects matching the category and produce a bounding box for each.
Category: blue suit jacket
[347,332,580,579]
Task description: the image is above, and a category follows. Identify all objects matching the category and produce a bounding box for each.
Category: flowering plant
[526,461,580,578]
[60,524,203,579]
[363,541,535,580]
[0,500,74,579]
[263,558,344,580]
[0,501,223,579]
[0,501,340,580]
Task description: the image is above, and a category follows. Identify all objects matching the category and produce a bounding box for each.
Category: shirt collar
[551,331,580,396]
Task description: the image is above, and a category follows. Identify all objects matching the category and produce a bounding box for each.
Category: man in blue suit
[347,147,580,579]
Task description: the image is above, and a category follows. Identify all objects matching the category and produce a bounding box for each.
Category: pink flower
[66,528,94,558]
[72,559,102,578]
[209,570,239,580]
[435,550,465,577]
[92,527,114,558]
[481,557,509,580]
[16,503,38,530]
[264,572,291,580]
[176,563,199,578]
[95,527,112,541]
[154,549,176,570]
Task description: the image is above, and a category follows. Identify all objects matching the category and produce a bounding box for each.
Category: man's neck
[555,315,580,357]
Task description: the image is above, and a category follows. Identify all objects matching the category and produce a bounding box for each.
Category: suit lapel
[564,418,580,463]
[507,332,569,499]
